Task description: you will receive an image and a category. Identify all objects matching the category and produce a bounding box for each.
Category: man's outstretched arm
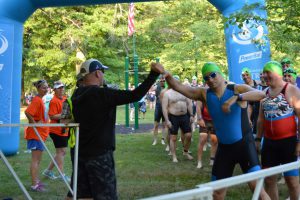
[161,69,205,102]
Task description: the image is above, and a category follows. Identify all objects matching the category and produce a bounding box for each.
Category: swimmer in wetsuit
[161,62,270,200]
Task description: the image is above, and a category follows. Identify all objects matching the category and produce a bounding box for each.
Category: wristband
[235,93,243,101]
[255,137,262,142]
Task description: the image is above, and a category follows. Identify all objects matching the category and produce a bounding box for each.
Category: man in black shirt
[72,58,164,199]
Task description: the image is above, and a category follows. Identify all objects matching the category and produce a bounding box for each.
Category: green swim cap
[202,62,222,77]
[192,75,197,80]
[281,58,292,65]
[284,67,297,79]
[173,75,180,80]
[242,67,251,76]
[263,61,283,76]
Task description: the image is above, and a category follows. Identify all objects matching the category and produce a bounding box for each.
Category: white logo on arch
[232,21,264,45]
[0,30,8,55]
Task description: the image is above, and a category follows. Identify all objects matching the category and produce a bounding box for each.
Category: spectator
[71,59,163,199]
[24,79,49,192]
[43,81,70,182]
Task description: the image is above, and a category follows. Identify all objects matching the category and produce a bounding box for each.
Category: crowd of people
[23,57,300,200]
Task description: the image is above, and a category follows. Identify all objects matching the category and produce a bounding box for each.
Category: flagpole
[128,2,139,129]
[133,33,136,56]
[133,32,139,129]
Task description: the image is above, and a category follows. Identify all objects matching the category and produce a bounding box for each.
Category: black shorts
[169,113,191,135]
[49,133,68,148]
[251,111,259,135]
[192,104,197,116]
[149,95,155,102]
[154,103,165,122]
[129,103,134,109]
[212,135,260,181]
[73,150,117,199]
[199,120,215,133]
[261,136,298,176]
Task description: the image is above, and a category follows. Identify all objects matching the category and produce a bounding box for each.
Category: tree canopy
[22,0,300,95]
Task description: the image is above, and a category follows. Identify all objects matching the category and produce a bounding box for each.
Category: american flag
[128,3,135,36]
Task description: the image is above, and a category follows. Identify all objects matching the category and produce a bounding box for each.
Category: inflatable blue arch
[0,0,270,155]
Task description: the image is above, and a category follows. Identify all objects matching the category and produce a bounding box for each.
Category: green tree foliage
[223,0,300,69]
[22,0,300,97]
[266,0,300,65]
[23,0,227,95]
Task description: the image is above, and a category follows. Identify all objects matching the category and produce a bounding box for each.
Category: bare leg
[30,150,43,185]
[130,108,134,121]
[197,132,208,168]
[248,180,271,200]
[47,147,67,173]
[170,134,178,162]
[210,134,218,166]
[165,130,170,152]
[285,176,300,200]
[161,121,167,145]
[213,188,227,200]
[152,121,159,145]
[264,175,278,200]
[183,132,193,160]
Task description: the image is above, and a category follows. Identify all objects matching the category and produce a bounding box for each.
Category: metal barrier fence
[1,123,299,200]
[0,123,79,200]
[141,160,300,200]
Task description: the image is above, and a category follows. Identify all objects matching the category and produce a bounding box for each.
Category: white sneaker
[278,177,285,184]
[178,138,181,142]
[161,139,165,145]
[152,140,157,146]
[203,144,207,151]
[165,145,170,152]
[172,157,178,163]
[182,149,192,154]
[209,159,214,166]
[42,169,56,180]
[183,152,193,160]
[197,161,202,169]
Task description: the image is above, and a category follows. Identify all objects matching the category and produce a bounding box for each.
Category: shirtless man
[162,75,194,163]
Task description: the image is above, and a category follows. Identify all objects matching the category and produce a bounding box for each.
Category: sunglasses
[281,61,291,65]
[284,69,296,75]
[203,72,217,81]
[242,73,250,77]
[284,74,293,78]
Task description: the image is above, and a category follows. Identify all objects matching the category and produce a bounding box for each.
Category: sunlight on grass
[0,109,289,199]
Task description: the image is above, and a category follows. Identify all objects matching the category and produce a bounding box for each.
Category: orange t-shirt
[48,95,68,136]
[25,96,49,141]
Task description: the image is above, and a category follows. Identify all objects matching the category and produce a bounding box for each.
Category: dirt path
[115,123,154,134]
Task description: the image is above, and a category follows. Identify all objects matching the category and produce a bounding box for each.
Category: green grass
[0,107,289,199]
[116,105,156,125]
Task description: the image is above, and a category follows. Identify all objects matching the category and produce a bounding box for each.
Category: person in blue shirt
[161,62,270,200]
